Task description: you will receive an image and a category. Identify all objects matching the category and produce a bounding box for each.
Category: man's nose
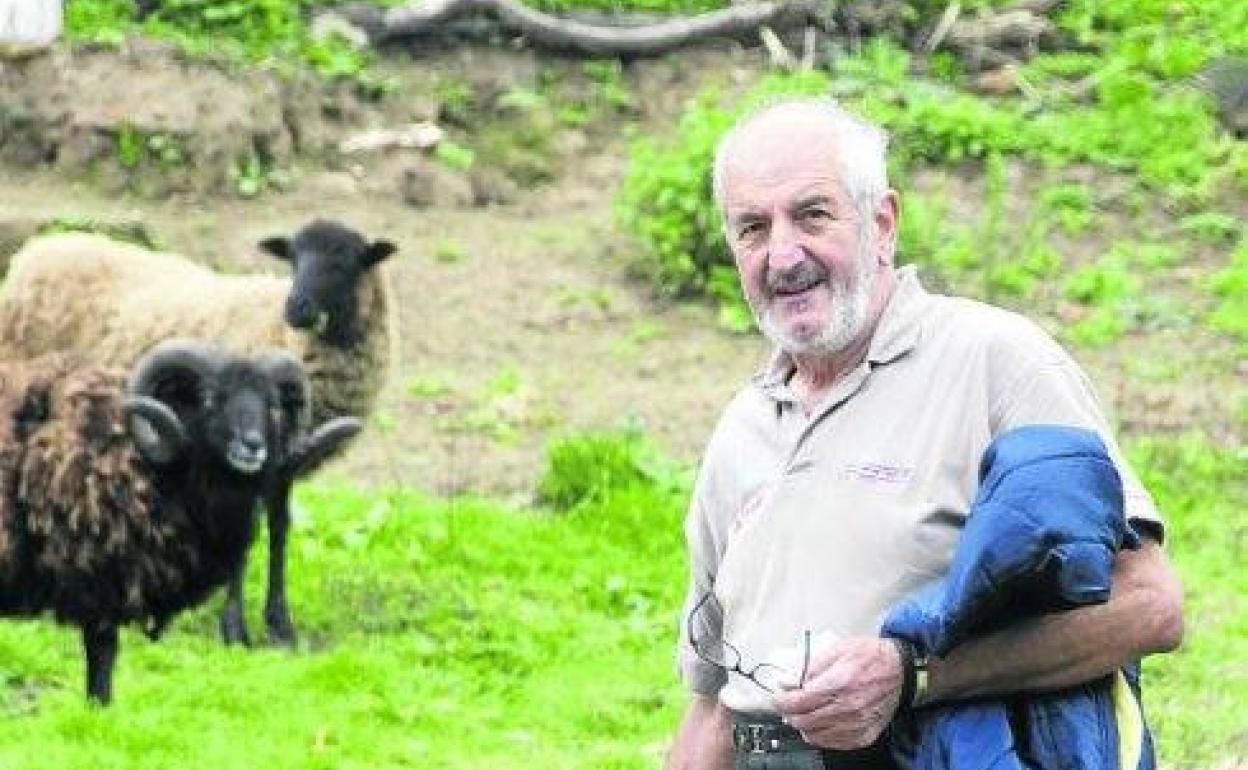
[767,221,806,269]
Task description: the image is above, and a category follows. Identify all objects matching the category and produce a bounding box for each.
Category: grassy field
[3,0,1242,767]
[0,434,1242,769]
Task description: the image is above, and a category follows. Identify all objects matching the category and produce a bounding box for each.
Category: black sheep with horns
[0,340,360,704]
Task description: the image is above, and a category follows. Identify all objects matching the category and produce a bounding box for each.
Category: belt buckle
[746,724,770,754]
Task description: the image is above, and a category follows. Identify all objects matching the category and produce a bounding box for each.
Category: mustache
[766,260,829,296]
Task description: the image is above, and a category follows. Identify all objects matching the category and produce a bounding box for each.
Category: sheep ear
[259,236,292,261]
[361,240,396,268]
[282,416,362,479]
[123,397,188,465]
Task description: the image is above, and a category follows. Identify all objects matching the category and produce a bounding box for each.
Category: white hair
[712,97,891,216]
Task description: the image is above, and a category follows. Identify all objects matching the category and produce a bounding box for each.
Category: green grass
[0,482,688,769]
[1131,437,1248,767]
[0,433,1243,767]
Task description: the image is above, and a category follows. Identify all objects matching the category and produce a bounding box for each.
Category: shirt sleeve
[676,465,729,696]
[991,354,1164,541]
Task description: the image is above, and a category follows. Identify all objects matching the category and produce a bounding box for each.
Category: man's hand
[773,637,904,750]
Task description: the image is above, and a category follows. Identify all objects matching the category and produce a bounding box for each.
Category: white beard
[755,228,878,356]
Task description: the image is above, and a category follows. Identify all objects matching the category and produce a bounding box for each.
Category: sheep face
[206,361,276,476]
[128,342,282,477]
[259,220,396,349]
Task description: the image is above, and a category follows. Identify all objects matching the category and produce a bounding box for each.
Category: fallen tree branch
[946,9,1054,52]
[338,0,829,56]
[920,1,961,55]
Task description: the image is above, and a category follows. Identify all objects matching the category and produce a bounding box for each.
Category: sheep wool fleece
[678,266,1162,716]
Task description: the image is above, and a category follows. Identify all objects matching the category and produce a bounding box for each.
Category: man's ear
[259,236,292,261]
[874,190,900,267]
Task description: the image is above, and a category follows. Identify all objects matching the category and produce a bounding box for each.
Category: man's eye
[802,209,832,222]
[737,223,764,240]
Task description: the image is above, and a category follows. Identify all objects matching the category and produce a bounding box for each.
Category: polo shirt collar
[755,265,928,401]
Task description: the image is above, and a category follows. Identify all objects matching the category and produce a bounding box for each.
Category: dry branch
[338,0,828,56]
[946,9,1054,52]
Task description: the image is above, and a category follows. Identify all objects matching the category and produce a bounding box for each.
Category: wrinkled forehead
[718,117,852,208]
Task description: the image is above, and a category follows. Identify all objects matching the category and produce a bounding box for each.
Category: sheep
[0,219,397,646]
[0,339,359,704]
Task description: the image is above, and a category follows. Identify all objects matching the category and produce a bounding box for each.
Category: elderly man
[667,98,1184,770]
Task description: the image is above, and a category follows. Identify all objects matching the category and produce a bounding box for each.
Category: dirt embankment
[2,39,1241,498]
[0,40,770,496]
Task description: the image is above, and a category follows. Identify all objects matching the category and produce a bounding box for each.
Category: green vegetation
[1129,437,1248,766]
[433,141,476,173]
[537,428,687,510]
[65,0,375,83]
[0,432,1242,767]
[618,1,1245,339]
[1209,241,1248,348]
[0,473,688,769]
[431,239,467,264]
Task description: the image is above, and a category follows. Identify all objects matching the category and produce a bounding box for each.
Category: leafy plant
[583,60,634,110]
[1062,253,1142,347]
[1179,212,1243,244]
[435,140,476,172]
[228,151,271,198]
[65,0,378,83]
[405,376,455,399]
[1208,242,1248,346]
[432,239,467,264]
[537,428,684,510]
[1064,255,1137,305]
[115,123,145,169]
[1039,183,1096,235]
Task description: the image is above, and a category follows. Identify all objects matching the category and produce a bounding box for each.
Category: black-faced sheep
[0,340,357,704]
[0,220,396,646]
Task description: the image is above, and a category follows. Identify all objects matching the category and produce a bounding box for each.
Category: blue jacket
[881,425,1154,770]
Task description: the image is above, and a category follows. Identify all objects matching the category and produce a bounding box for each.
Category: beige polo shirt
[678,266,1161,714]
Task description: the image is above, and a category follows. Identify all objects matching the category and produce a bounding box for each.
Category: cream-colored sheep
[0,219,399,646]
[0,222,397,430]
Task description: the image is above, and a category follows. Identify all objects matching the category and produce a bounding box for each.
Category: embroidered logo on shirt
[732,483,776,534]
[839,462,915,486]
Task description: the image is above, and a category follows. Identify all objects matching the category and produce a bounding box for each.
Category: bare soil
[0,41,1242,501]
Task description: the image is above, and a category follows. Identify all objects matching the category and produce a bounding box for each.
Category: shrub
[536,429,685,511]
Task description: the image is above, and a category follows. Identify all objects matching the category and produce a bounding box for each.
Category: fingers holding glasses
[773,636,905,750]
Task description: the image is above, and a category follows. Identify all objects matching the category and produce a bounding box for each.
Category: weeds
[1208,241,1248,347]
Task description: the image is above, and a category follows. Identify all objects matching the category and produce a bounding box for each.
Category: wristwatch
[891,637,931,709]
[911,645,931,707]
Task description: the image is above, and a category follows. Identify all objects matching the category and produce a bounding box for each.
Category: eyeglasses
[686,583,810,694]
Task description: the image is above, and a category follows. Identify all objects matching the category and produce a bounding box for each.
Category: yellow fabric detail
[1113,669,1144,770]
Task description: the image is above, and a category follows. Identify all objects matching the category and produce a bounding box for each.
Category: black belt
[730,715,898,770]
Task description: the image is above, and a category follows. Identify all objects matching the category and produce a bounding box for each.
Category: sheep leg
[263,480,297,646]
[82,622,119,705]
[219,559,253,646]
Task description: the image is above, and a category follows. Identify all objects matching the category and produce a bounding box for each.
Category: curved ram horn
[280,416,363,479]
[123,396,188,465]
[128,338,220,405]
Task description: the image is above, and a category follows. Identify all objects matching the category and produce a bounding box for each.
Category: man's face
[720,124,889,356]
